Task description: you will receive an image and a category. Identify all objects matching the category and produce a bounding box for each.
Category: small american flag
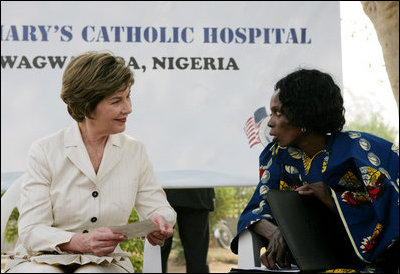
[244,107,267,148]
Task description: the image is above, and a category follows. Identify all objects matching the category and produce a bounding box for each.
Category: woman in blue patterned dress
[230,68,399,272]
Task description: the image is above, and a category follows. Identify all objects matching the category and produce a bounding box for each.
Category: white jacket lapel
[64,124,97,183]
[96,134,122,181]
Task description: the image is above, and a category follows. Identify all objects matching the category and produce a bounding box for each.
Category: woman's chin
[111,125,126,134]
[277,141,288,148]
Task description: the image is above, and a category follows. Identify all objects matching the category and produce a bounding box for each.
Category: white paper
[108,219,158,239]
[232,264,300,272]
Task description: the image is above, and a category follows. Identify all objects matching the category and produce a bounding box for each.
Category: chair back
[1,175,23,253]
[143,238,162,272]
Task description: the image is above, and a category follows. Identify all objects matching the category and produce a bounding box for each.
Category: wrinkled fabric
[231,131,399,264]
[29,253,129,265]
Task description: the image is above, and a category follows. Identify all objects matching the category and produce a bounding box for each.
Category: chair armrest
[142,238,162,273]
[237,229,265,268]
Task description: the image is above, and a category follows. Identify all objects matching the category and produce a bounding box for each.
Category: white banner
[1,1,342,188]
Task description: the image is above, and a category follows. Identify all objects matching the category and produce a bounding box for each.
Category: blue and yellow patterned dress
[231,131,399,268]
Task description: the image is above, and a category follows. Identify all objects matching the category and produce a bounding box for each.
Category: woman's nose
[123,100,132,115]
[267,116,273,128]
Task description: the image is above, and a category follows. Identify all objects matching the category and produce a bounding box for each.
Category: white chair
[237,229,265,268]
[143,238,162,272]
[1,175,162,273]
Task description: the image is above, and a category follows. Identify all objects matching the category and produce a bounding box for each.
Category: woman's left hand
[297,181,334,211]
[146,214,174,246]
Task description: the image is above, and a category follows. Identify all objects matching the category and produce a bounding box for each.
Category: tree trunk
[361,1,399,110]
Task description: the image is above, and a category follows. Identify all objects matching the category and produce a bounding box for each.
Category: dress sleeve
[18,142,75,253]
[328,134,399,263]
[134,144,177,225]
[231,144,280,254]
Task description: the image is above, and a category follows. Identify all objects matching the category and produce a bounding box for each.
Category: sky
[340,1,399,140]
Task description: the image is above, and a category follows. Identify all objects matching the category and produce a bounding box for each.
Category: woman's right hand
[260,228,292,269]
[59,227,127,256]
[251,219,292,269]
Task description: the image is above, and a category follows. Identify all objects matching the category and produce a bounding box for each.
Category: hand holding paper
[108,214,173,247]
[108,219,158,239]
[146,213,174,246]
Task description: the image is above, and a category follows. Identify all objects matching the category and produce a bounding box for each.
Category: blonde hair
[61,51,134,122]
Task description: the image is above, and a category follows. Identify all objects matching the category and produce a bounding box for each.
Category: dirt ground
[168,260,237,273]
[167,246,238,273]
[1,247,238,273]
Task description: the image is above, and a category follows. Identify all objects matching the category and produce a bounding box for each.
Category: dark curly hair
[274,68,345,134]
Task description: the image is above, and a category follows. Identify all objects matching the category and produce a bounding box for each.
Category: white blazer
[7,123,176,271]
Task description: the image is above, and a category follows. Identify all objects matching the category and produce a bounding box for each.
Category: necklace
[302,149,326,175]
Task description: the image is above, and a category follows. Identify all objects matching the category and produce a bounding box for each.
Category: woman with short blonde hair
[6,51,176,273]
[61,51,134,122]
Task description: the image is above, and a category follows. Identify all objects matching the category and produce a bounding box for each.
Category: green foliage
[346,112,399,143]
[210,186,255,231]
[1,190,20,243]
[5,208,19,243]
[119,210,144,273]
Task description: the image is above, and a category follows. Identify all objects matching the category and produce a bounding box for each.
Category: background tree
[361,1,399,109]
[347,112,398,142]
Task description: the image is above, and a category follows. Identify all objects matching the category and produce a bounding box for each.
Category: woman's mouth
[115,118,127,123]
